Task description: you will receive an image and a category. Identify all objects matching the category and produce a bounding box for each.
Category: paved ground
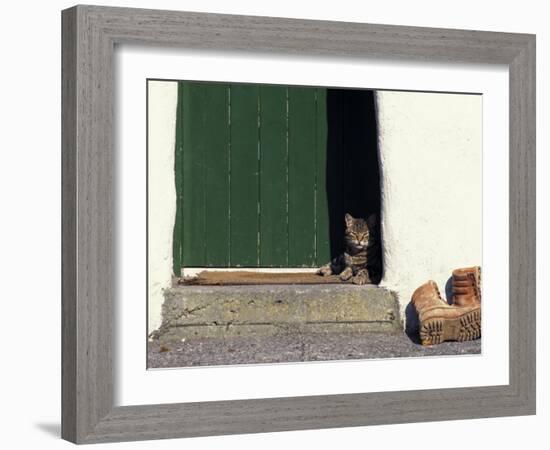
[148,332,481,368]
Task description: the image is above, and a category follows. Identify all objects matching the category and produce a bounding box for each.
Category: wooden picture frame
[62,5,536,443]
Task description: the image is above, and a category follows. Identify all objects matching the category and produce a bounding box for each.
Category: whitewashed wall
[147,85,482,331]
[147,81,178,333]
[376,91,482,317]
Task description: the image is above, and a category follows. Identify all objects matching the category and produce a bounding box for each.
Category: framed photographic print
[62,4,536,444]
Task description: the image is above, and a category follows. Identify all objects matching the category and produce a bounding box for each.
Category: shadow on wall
[444,276,454,304]
[35,422,60,438]
[325,89,382,280]
[405,302,421,344]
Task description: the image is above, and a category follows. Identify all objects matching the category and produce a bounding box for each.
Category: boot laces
[468,272,481,300]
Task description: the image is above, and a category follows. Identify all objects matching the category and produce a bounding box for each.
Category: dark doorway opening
[325,89,383,281]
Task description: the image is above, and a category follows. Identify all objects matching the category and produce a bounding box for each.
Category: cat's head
[344,213,376,250]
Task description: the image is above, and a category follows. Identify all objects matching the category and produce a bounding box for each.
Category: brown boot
[412,280,481,346]
[452,266,481,307]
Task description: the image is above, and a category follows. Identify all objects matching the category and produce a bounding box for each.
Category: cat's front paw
[339,267,353,281]
[352,270,371,285]
[317,265,333,276]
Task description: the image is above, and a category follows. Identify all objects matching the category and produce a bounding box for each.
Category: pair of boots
[412,267,481,346]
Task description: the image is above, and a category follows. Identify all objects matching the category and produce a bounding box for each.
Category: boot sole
[420,308,481,346]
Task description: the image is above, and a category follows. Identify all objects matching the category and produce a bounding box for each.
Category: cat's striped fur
[317,213,380,285]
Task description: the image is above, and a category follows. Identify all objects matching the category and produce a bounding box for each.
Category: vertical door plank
[171,82,184,275]
[181,82,207,267]
[203,83,230,266]
[325,89,346,260]
[230,84,260,267]
[315,88,331,266]
[259,86,288,267]
[288,87,317,267]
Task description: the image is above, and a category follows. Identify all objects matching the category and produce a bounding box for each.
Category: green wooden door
[172,81,331,273]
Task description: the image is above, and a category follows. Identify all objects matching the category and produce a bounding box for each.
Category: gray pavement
[148,332,481,368]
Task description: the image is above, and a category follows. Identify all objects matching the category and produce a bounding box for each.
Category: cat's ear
[345,213,354,227]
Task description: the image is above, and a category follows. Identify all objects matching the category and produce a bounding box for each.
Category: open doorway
[170,82,382,284]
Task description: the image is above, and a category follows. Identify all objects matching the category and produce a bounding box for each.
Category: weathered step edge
[152,284,403,341]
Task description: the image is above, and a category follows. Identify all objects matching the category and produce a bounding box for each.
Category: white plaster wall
[147,81,178,333]
[376,91,482,316]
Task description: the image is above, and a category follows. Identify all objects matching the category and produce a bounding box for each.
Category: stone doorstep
[154,284,402,341]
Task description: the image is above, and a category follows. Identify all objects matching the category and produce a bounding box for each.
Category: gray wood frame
[62,4,536,444]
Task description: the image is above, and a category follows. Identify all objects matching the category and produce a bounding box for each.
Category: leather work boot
[412,280,481,346]
[452,266,481,307]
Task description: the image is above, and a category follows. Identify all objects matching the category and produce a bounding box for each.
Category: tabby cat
[317,213,380,285]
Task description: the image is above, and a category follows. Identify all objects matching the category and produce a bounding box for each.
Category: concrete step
[154,284,402,341]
